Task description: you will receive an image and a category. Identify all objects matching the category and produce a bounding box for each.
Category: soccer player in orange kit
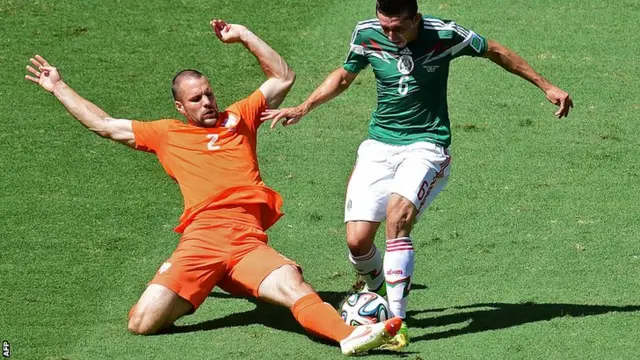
[24,19,403,355]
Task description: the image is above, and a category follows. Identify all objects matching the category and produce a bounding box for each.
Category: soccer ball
[340,291,390,326]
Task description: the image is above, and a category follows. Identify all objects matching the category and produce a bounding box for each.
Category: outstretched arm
[261,67,359,129]
[211,20,295,109]
[483,40,574,118]
[25,55,136,147]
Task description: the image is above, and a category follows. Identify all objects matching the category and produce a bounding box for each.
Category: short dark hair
[376,0,418,18]
[172,69,205,100]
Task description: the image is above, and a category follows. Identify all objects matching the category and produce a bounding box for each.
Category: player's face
[377,11,421,48]
[175,77,220,127]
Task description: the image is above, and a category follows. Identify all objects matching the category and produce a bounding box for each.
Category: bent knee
[259,265,313,307]
[281,263,303,276]
[346,237,372,256]
[346,231,376,256]
[278,264,307,288]
[127,308,160,335]
[279,266,315,297]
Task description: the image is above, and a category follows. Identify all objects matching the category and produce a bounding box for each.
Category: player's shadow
[170,283,429,337]
[167,283,640,347]
[169,285,426,356]
[167,290,341,336]
[406,302,640,343]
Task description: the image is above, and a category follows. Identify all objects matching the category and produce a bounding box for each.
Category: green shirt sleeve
[343,25,370,73]
[447,21,488,59]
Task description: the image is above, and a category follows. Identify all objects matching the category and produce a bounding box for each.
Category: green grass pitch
[1,0,639,359]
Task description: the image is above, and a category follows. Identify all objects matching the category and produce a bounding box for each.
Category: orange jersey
[131,90,283,233]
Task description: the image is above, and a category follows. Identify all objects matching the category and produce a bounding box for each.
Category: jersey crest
[397,55,414,75]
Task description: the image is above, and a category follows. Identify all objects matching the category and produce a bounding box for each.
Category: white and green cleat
[380,322,409,350]
[340,317,404,355]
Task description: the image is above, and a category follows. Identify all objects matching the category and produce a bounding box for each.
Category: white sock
[348,245,384,292]
[384,237,414,319]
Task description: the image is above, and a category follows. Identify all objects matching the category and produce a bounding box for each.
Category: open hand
[25,55,61,93]
[261,106,307,129]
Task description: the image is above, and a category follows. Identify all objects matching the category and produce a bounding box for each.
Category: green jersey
[343,16,488,147]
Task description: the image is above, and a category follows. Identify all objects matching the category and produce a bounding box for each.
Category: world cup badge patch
[221,114,239,133]
[470,34,484,53]
[397,55,414,75]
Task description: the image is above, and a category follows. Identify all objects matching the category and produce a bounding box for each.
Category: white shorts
[344,139,451,223]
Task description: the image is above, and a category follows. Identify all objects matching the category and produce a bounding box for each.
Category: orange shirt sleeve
[131,119,174,153]
[227,89,268,132]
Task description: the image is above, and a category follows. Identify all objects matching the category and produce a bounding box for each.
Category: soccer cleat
[340,317,404,355]
[380,322,409,350]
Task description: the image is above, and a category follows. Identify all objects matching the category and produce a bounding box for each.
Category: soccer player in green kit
[262,0,573,349]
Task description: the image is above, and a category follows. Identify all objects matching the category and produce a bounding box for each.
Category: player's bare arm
[483,40,574,118]
[262,67,359,129]
[25,55,136,147]
[210,19,295,109]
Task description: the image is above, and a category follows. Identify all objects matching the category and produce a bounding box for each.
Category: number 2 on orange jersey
[206,134,220,151]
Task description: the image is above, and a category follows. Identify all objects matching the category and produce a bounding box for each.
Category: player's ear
[413,13,422,25]
[175,100,186,116]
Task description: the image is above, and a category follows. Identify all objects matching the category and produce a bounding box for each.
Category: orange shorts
[149,218,299,310]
